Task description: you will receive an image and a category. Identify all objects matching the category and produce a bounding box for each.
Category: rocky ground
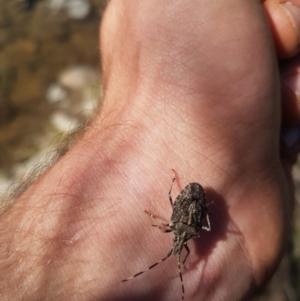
[0,1,299,300]
[0,0,105,185]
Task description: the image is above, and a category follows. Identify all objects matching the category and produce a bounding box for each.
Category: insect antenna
[177,254,185,300]
[122,248,173,282]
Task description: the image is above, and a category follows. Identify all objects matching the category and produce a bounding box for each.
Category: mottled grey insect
[122,170,211,300]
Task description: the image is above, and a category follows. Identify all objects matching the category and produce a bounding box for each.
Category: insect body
[122,170,211,300]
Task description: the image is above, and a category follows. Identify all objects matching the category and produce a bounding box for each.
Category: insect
[122,170,211,300]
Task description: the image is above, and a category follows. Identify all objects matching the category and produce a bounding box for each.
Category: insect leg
[122,249,173,282]
[144,210,169,224]
[144,210,171,232]
[169,169,176,207]
[177,254,185,300]
[202,213,211,231]
[182,243,190,269]
[152,226,173,233]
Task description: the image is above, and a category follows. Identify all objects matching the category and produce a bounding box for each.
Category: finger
[280,54,300,124]
[262,0,300,58]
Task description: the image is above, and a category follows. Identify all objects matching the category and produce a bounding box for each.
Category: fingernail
[280,0,300,45]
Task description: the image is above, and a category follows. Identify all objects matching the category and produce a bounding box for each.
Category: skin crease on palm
[0,0,299,300]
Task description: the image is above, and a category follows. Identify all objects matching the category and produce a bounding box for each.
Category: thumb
[263,0,300,58]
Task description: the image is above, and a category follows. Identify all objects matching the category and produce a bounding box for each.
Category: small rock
[46,0,65,11]
[50,111,79,132]
[65,0,91,20]
[46,83,68,103]
[0,175,11,192]
[58,65,98,90]
[80,88,98,116]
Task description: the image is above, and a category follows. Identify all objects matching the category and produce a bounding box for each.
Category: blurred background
[0,1,299,300]
[0,0,106,187]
